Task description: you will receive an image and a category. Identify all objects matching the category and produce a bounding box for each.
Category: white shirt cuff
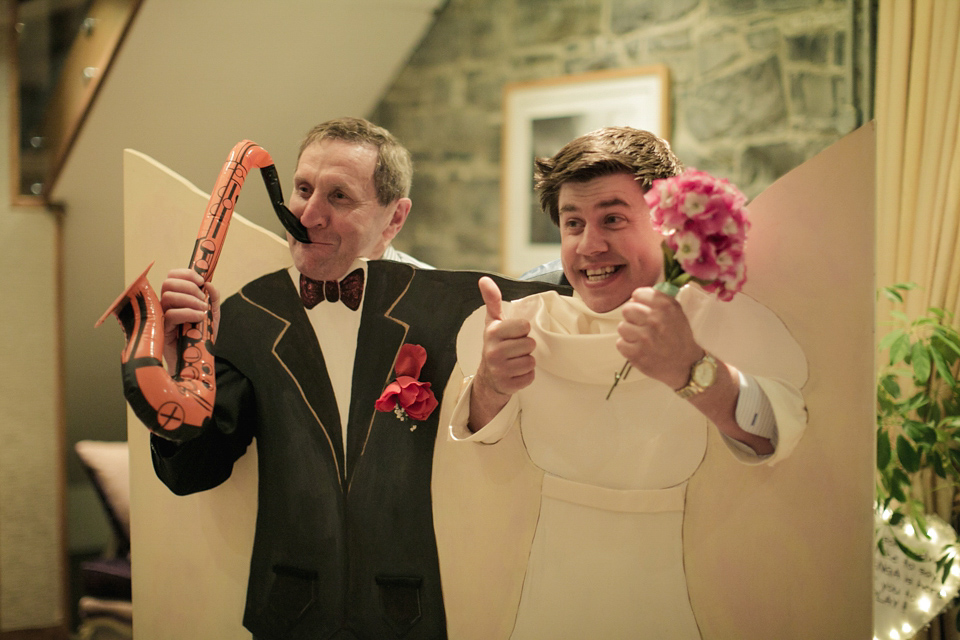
[735,370,778,449]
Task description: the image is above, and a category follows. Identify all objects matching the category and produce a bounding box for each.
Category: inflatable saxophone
[96,140,309,442]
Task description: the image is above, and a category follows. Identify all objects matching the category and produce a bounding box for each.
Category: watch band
[675,352,717,399]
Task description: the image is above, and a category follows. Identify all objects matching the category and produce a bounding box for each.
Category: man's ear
[381,197,412,245]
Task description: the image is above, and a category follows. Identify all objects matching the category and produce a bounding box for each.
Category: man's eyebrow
[559,196,629,214]
[597,197,629,208]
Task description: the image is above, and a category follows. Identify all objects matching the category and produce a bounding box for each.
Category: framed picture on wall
[501,66,670,276]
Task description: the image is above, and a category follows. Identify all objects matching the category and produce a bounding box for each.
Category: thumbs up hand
[468,277,537,431]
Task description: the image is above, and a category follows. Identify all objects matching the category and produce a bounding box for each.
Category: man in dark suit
[155,118,563,639]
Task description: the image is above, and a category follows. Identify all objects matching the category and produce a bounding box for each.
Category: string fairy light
[874,503,960,638]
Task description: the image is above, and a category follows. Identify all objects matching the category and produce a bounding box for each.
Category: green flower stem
[654,281,680,297]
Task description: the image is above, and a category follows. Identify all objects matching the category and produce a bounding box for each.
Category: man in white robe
[450,127,807,639]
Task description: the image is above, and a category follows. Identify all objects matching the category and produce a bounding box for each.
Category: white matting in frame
[501,66,670,276]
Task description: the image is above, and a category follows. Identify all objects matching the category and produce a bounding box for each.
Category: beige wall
[0,0,65,632]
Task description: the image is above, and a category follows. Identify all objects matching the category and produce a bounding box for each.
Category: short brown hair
[534,127,683,225]
[298,117,413,205]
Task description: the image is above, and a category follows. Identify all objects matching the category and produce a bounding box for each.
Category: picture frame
[500,66,671,276]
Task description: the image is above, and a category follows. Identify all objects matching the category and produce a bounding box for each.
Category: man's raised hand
[616,287,702,391]
[468,277,537,431]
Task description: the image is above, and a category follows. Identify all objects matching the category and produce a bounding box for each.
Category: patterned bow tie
[299,268,364,311]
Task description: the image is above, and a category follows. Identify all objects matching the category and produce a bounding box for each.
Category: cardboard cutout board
[124,123,874,639]
[434,123,877,639]
[682,123,875,637]
[123,149,288,639]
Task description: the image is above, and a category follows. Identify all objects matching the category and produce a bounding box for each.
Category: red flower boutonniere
[375,344,439,429]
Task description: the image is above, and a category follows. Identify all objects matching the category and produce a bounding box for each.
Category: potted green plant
[876,282,960,631]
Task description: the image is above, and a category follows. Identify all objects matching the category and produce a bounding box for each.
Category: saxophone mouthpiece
[260,165,310,243]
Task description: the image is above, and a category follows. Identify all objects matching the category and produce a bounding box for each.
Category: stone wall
[371,0,872,273]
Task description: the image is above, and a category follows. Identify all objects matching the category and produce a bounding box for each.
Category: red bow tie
[299,268,364,311]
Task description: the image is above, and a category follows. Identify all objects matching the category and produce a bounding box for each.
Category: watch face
[693,359,716,387]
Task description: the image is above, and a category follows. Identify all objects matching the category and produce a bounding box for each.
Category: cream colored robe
[449,285,807,639]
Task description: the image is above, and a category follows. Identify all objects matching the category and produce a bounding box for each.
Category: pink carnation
[645,169,750,301]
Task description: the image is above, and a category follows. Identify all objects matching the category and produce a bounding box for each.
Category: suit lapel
[240,270,347,486]
[345,261,413,489]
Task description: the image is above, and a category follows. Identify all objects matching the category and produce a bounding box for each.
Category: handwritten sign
[874,509,960,639]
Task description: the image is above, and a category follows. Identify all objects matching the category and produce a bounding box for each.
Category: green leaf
[904,420,936,445]
[931,346,957,387]
[890,333,911,365]
[879,328,907,353]
[897,435,920,473]
[890,468,910,502]
[934,330,960,359]
[891,310,911,324]
[944,556,955,585]
[880,375,901,399]
[894,535,926,562]
[902,391,929,413]
[882,286,904,303]
[933,451,947,478]
[890,511,905,526]
[877,430,892,468]
[912,342,932,383]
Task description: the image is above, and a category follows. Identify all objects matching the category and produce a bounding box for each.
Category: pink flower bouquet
[607,169,750,398]
[375,343,439,425]
[647,169,750,301]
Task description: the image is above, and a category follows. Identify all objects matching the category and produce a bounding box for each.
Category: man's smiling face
[286,139,405,281]
[559,172,664,313]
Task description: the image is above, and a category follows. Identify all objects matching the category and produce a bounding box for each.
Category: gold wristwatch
[675,352,717,399]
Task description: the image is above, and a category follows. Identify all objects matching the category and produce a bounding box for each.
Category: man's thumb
[479,276,503,322]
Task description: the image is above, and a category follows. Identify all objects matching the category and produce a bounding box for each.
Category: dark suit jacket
[151,260,568,640]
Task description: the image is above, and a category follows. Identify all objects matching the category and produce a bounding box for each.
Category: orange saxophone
[96,140,309,442]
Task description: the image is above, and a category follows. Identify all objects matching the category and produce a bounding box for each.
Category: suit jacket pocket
[263,564,319,633]
[375,575,422,636]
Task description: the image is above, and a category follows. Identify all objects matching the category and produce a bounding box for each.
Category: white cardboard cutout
[123,149,288,639]
[434,123,877,639]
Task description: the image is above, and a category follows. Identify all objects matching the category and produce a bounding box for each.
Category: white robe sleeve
[448,376,521,444]
[684,287,808,467]
[448,303,523,444]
